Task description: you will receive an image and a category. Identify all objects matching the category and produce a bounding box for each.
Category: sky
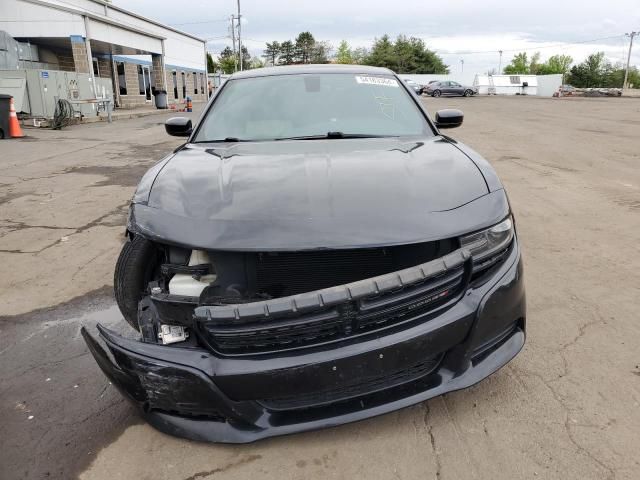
[115,0,640,74]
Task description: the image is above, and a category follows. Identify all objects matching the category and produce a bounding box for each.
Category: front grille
[196,250,471,355]
[256,249,395,297]
[258,355,443,411]
[254,241,454,297]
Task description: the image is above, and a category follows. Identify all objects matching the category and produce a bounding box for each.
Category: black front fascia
[81,239,525,443]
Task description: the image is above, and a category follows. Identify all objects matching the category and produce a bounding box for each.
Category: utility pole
[237,0,243,71]
[230,14,237,72]
[623,32,637,90]
[498,50,503,74]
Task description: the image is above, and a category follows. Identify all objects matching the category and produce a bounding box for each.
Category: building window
[181,71,186,98]
[193,72,198,94]
[137,65,145,95]
[117,62,127,95]
[172,71,178,99]
[93,58,99,76]
[509,76,521,85]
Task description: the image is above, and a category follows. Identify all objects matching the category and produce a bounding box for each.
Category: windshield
[194,73,431,142]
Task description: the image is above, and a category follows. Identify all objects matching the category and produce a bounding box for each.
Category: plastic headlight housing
[460,217,514,267]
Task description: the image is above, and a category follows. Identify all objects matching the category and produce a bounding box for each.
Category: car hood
[132,137,507,250]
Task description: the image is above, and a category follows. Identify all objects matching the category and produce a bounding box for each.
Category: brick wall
[166,70,179,103]
[151,54,165,90]
[163,70,207,105]
[56,52,75,72]
[96,58,111,79]
[70,38,89,74]
[118,61,146,108]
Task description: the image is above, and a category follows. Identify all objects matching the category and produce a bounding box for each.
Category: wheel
[464,89,473,97]
[432,90,441,97]
[114,235,162,330]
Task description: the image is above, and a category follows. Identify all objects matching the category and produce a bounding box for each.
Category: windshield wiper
[275,132,398,141]
[194,137,249,143]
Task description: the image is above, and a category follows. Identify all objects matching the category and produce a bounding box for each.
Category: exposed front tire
[464,89,473,97]
[114,235,162,331]
[432,90,441,97]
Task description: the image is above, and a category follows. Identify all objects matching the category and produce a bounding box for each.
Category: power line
[169,18,229,26]
[203,36,230,42]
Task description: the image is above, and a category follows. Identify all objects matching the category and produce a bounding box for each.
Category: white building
[473,75,538,96]
[0,0,208,108]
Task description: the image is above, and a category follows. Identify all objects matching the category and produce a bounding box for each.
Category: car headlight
[460,216,514,270]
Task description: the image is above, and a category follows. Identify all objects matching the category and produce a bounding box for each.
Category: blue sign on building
[41,71,49,78]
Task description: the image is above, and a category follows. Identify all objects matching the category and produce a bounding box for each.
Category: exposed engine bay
[131,237,459,348]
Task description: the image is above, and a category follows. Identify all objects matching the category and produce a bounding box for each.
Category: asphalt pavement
[1,97,640,480]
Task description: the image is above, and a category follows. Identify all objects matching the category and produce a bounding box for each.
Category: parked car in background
[403,78,424,95]
[426,81,477,97]
[83,64,525,444]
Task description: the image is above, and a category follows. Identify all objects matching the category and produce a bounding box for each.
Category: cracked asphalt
[1,96,639,480]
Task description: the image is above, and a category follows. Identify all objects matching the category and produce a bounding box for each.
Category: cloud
[116,0,640,72]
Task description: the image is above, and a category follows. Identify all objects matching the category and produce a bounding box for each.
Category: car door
[449,81,464,95]
[436,81,450,94]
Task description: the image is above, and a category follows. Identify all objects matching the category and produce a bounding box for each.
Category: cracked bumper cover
[81,241,525,443]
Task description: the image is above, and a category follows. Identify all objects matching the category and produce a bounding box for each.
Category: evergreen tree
[295,31,316,63]
[263,41,281,67]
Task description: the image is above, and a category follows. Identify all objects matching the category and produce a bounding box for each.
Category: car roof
[230,64,395,79]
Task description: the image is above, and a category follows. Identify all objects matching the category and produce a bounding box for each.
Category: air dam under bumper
[82,242,525,443]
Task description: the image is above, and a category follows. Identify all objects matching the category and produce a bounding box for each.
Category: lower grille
[198,252,471,355]
[259,355,443,411]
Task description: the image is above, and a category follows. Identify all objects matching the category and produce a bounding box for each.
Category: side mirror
[165,117,192,137]
[435,109,463,129]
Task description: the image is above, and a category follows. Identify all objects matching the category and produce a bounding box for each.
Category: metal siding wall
[88,20,162,54]
[0,0,86,38]
[536,74,563,97]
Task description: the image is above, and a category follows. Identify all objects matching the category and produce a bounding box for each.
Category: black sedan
[426,80,478,97]
[83,65,525,443]
[403,78,425,95]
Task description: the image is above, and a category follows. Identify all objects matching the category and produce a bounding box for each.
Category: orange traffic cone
[8,97,24,138]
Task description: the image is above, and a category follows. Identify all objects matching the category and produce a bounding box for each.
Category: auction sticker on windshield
[355,76,399,87]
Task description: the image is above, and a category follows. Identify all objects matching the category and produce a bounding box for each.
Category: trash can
[155,89,168,109]
[0,94,11,139]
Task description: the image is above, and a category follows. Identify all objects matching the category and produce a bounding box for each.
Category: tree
[529,52,542,74]
[565,52,639,88]
[218,46,237,74]
[279,40,296,65]
[240,46,251,69]
[407,37,448,74]
[335,40,353,64]
[249,57,265,69]
[206,53,218,73]
[364,34,448,73]
[503,52,529,74]
[352,47,368,65]
[393,35,414,72]
[311,41,332,63]
[365,35,395,69]
[567,52,607,87]
[295,31,315,63]
[542,54,573,75]
[263,41,280,67]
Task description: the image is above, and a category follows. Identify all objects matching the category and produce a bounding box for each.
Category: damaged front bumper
[82,241,525,443]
